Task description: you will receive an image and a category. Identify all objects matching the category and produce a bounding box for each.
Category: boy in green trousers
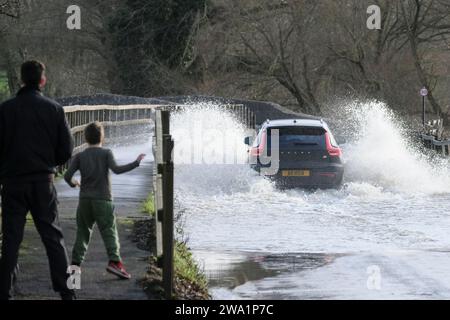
[64,121,145,279]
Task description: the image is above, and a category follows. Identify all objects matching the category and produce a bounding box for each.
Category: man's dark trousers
[0,179,71,299]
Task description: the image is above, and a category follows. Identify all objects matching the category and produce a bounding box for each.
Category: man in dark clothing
[0,60,75,300]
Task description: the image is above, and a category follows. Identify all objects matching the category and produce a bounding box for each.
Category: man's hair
[84,121,104,145]
[21,60,46,87]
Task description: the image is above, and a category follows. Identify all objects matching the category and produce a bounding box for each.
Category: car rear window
[267,126,326,149]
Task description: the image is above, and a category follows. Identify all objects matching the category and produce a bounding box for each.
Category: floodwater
[170,101,450,299]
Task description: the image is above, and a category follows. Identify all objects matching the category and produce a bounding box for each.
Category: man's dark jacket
[0,86,73,183]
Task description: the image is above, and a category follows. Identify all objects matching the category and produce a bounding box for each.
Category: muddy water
[171,102,450,299]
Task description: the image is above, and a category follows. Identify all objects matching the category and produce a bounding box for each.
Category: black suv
[245,119,344,188]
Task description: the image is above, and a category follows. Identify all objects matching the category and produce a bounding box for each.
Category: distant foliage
[109,0,208,96]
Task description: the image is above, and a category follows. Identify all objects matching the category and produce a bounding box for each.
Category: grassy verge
[173,241,209,297]
[141,193,155,217]
[138,192,210,299]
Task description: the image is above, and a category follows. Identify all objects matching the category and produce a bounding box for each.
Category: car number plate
[282,170,310,177]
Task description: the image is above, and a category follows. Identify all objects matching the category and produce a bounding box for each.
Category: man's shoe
[60,291,77,300]
[106,261,131,280]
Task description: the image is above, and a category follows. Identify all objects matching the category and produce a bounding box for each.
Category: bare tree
[199,0,450,116]
[323,1,404,95]
[0,0,115,96]
[222,0,329,114]
[0,0,20,18]
[399,0,450,117]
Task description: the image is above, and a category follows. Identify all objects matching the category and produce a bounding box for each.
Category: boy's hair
[84,121,104,145]
[21,60,46,87]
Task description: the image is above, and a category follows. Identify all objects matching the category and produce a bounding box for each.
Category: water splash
[171,103,259,196]
[172,100,450,197]
[340,100,450,195]
[169,100,450,264]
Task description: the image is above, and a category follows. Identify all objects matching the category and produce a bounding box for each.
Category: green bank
[139,193,209,300]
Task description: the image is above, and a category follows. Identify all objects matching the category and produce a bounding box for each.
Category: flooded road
[171,102,450,299]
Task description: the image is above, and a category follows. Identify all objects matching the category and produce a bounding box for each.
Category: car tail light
[250,130,267,157]
[325,132,342,157]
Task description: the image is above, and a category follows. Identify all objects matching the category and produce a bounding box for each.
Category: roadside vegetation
[141,193,155,217]
[137,192,209,300]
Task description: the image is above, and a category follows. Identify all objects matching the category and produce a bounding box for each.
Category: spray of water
[170,100,450,254]
[172,100,450,198]
[341,100,450,195]
[171,103,260,196]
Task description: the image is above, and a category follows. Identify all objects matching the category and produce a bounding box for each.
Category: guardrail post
[152,109,174,299]
[154,111,164,258]
[161,133,174,300]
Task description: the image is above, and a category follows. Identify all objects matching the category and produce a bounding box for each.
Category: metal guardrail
[420,118,450,157]
[421,133,450,156]
[424,118,444,141]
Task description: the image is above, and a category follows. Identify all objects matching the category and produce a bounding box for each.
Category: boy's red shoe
[106,261,131,279]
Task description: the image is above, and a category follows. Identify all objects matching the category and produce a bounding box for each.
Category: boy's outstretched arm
[64,153,80,187]
[107,150,145,174]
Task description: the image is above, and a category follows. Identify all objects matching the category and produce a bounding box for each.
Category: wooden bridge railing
[61,102,255,166]
[63,104,161,154]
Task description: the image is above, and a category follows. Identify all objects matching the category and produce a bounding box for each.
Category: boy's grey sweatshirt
[64,147,139,201]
